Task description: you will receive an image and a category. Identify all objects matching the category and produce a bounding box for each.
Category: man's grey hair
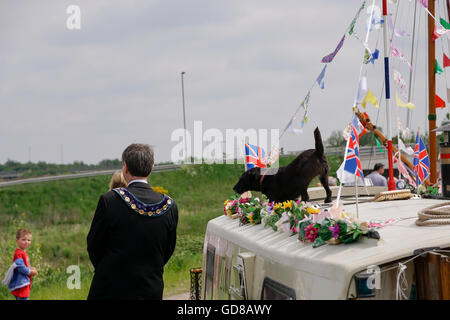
[122,144,154,177]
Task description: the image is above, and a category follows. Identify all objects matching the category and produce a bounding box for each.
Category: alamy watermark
[170,121,280,167]
[66,5,81,30]
[66,265,81,289]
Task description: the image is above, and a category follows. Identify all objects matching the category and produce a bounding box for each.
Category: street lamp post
[181,71,188,163]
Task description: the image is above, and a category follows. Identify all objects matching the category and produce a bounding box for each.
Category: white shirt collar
[127,179,148,186]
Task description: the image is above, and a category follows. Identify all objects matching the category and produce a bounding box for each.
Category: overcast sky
[1,0,449,164]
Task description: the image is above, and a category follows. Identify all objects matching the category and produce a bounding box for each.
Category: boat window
[204,244,215,300]
[261,277,296,300]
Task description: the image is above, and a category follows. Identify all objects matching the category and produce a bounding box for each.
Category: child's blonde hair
[16,228,32,240]
[109,170,127,190]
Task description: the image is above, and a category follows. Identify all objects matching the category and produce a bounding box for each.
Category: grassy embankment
[0,155,342,300]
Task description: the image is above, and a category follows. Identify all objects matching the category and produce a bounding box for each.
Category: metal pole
[428,0,437,184]
[406,0,418,129]
[181,71,188,163]
[382,0,396,190]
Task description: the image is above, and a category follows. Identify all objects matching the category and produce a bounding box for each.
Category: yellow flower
[227,209,232,216]
[273,203,282,211]
[283,200,293,210]
[306,206,320,215]
[224,200,230,206]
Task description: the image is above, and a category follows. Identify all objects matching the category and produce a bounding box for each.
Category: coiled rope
[416,202,450,226]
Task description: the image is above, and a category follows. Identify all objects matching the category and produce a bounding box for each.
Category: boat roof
[206,198,450,297]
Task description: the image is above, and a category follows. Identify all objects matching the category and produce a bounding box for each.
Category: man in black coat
[87,144,178,300]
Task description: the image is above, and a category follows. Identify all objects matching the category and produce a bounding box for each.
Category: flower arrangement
[223,194,380,248]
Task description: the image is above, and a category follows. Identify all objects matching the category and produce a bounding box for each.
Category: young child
[2,229,38,300]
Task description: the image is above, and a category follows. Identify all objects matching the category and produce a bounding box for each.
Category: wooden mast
[428,0,437,184]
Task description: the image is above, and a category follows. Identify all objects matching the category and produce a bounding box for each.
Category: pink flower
[239,197,250,204]
[305,224,318,242]
[329,223,341,239]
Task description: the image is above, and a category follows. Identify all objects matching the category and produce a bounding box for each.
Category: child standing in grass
[2,229,38,300]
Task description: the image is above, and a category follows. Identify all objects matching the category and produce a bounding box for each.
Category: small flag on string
[322,35,346,63]
[432,24,449,41]
[348,1,366,36]
[316,65,327,89]
[393,68,408,101]
[395,92,415,109]
[418,0,427,8]
[443,53,450,68]
[364,48,379,64]
[391,41,412,70]
[362,89,380,109]
[436,59,444,74]
[374,136,385,153]
[387,14,410,37]
[436,94,446,109]
[440,17,450,30]
[356,76,368,103]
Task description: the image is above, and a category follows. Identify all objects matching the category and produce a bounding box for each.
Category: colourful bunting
[436,59,444,74]
[391,41,412,70]
[387,14,409,37]
[322,35,346,63]
[393,68,408,101]
[395,92,415,109]
[364,48,379,64]
[348,1,366,36]
[418,0,427,8]
[432,24,449,41]
[374,136,385,153]
[443,53,450,68]
[362,89,379,109]
[440,17,450,30]
[316,65,327,89]
[436,94,446,109]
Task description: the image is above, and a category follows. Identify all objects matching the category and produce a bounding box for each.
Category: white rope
[395,262,409,300]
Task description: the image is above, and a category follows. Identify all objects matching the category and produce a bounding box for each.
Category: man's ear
[123,162,128,175]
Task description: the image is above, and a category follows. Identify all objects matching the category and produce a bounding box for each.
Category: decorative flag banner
[366,6,384,32]
[397,117,410,139]
[316,65,327,89]
[444,53,450,68]
[413,132,430,186]
[390,41,412,70]
[375,136,385,153]
[364,48,380,64]
[322,35,346,63]
[395,92,416,109]
[387,14,410,37]
[337,115,365,184]
[394,154,416,187]
[300,92,311,127]
[244,143,267,171]
[440,17,450,30]
[284,117,303,135]
[348,1,366,36]
[432,24,449,41]
[435,59,444,74]
[362,89,380,109]
[398,138,414,156]
[418,0,427,8]
[436,94,446,109]
[356,76,368,103]
[393,68,408,101]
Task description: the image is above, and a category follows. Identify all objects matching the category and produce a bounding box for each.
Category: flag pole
[355,174,359,220]
[382,0,396,191]
[428,0,438,184]
[336,120,352,207]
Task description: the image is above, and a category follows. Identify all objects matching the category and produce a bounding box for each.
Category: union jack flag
[245,143,267,171]
[343,115,365,183]
[413,132,430,185]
